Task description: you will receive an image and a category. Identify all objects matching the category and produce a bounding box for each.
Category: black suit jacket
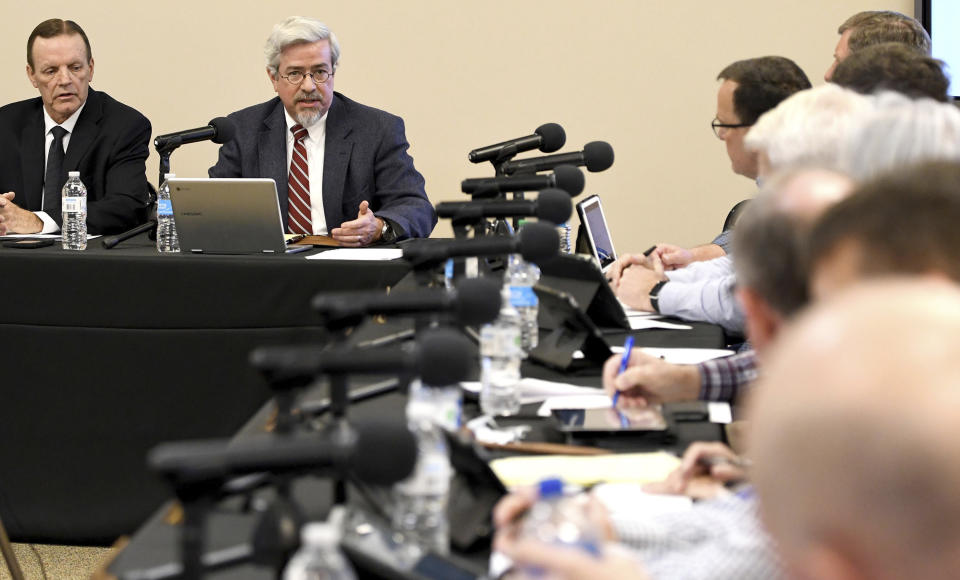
[209,92,436,239]
[0,88,152,235]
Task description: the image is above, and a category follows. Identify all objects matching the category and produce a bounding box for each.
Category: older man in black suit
[0,19,152,236]
[209,16,436,247]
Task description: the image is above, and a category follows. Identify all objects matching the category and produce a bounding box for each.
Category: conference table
[0,233,728,577]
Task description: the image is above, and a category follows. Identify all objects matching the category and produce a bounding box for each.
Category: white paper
[629,318,692,331]
[306,248,403,261]
[708,402,733,424]
[592,483,694,519]
[1,234,101,240]
[536,394,614,417]
[640,347,735,364]
[461,377,601,404]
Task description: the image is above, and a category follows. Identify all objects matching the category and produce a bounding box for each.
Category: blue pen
[611,335,635,409]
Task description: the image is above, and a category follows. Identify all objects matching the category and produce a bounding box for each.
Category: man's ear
[736,286,782,351]
[266,67,279,92]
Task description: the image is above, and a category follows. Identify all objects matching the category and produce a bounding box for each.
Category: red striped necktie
[287,124,312,234]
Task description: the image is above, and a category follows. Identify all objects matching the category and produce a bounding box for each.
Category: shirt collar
[283,109,327,142]
[43,101,86,136]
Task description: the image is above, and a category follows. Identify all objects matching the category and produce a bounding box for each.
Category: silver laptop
[169,178,287,254]
[575,194,618,273]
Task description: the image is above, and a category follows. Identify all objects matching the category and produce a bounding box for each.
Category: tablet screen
[577,195,617,271]
[552,406,667,431]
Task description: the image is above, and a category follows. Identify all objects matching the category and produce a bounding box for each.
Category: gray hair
[733,167,853,317]
[841,92,960,181]
[264,16,341,76]
[744,84,875,173]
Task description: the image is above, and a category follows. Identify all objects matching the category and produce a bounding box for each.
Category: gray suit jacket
[209,92,435,239]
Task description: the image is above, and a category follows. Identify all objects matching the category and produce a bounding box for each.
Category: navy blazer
[0,88,152,235]
[209,92,436,239]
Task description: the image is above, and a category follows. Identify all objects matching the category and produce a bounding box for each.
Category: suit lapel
[259,101,289,229]
[63,89,103,173]
[20,101,45,211]
[322,94,354,230]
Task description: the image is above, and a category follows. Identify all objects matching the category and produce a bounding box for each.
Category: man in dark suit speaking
[209,16,436,246]
[0,19,152,236]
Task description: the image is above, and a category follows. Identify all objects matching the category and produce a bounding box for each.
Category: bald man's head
[750,280,960,580]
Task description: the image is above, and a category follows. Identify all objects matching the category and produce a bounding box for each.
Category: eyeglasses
[711,118,753,139]
[279,70,334,85]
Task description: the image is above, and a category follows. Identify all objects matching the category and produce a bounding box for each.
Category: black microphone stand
[101,182,159,249]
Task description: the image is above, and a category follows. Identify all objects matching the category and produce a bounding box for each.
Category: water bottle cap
[537,477,565,498]
[68,171,80,178]
[301,522,340,546]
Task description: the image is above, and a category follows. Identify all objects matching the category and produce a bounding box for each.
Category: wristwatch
[379,219,397,244]
[649,280,669,313]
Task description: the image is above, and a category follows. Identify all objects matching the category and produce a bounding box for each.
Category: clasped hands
[0,192,43,235]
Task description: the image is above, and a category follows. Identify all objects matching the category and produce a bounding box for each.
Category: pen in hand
[642,245,657,257]
[611,335,635,409]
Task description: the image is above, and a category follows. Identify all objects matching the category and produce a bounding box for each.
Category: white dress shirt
[283,111,328,235]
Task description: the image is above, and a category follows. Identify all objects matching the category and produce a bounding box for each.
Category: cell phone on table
[3,239,56,249]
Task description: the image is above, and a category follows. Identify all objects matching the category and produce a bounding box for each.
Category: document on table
[461,377,601,405]
[0,234,102,240]
[536,394,613,417]
[490,451,681,488]
[306,248,403,261]
[639,347,735,364]
[629,318,692,330]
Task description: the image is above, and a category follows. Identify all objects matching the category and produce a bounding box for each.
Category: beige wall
[1,0,911,247]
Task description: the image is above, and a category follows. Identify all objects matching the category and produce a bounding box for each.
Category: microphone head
[551,165,585,197]
[536,189,573,225]
[209,116,238,144]
[454,277,502,326]
[417,327,476,385]
[518,221,560,264]
[349,419,418,485]
[535,123,566,153]
[582,141,615,172]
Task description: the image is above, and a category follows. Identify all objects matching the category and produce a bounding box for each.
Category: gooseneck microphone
[402,221,559,269]
[501,141,615,175]
[461,165,585,198]
[249,327,476,388]
[154,117,238,154]
[437,188,572,226]
[468,123,566,164]
[149,420,418,488]
[312,277,502,330]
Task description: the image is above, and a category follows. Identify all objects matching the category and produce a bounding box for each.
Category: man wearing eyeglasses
[0,19,152,236]
[209,16,436,246]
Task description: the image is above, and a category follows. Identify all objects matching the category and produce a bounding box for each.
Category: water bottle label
[510,286,538,308]
[157,199,173,216]
[62,197,86,213]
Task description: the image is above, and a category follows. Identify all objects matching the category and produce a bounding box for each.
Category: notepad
[306,248,403,261]
[489,451,681,488]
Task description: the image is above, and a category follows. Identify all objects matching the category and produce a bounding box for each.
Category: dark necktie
[43,126,68,214]
[287,124,312,234]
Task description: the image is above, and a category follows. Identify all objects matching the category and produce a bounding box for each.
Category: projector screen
[918,0,960,99]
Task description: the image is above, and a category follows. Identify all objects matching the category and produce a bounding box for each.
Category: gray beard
[295,108,322,128]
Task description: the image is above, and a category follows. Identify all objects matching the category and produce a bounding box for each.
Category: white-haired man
[210,16,436,246]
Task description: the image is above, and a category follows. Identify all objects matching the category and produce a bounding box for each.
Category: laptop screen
[576,195,617,271]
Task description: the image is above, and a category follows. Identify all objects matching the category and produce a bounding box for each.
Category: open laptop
[169,178,288,254]
[575,194,618,272]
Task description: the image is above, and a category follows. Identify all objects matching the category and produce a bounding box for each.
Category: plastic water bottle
[480,287,522,416]
[156,173,180,253]
[516,478,602,577]
[557,222,573,254]
[505,254,540,355]
[61,171,87,250]
[283,522,357,580]
[392,379,458,559]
